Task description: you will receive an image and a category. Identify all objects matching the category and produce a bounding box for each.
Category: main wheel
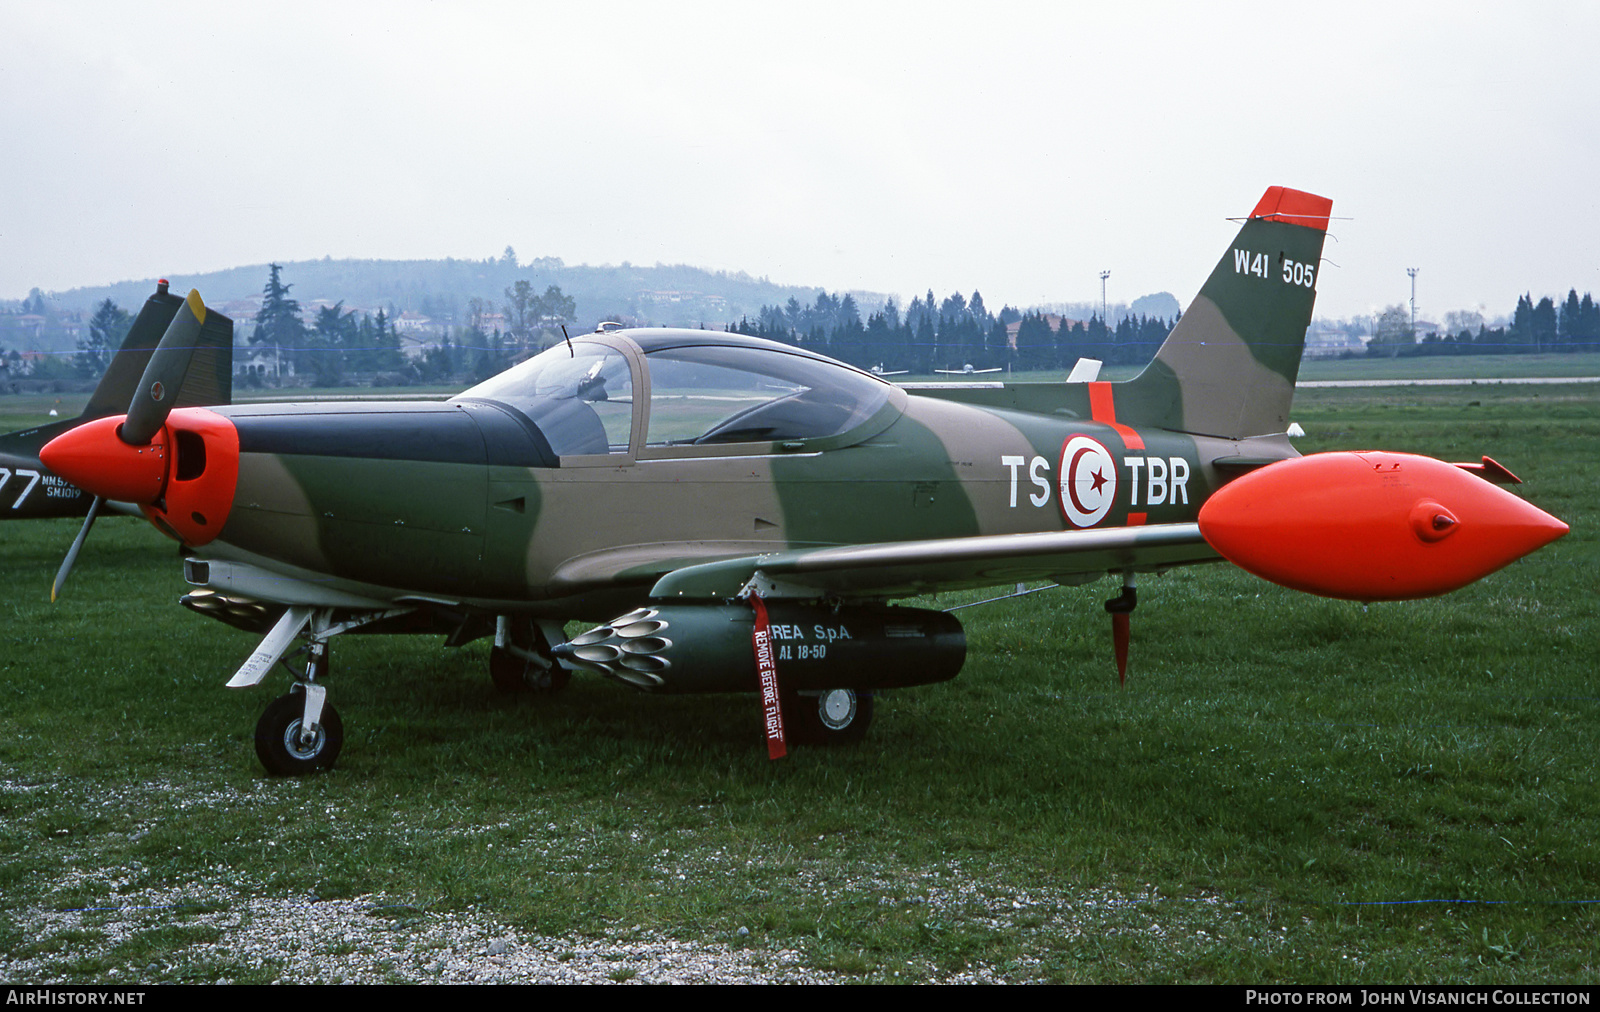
[490,619,570,694]
[489,645,572,693]
[783,689,874,745]
[254,691,344,776]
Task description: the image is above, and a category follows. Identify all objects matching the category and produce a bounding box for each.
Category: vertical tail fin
[83,281,233,421]
[1113,186,1332,439]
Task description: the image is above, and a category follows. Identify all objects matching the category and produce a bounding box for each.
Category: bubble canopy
[455,331,897,458]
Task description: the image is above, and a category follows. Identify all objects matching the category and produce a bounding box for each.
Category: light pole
[1100,270,1111,329]
[1407,267,1419,340]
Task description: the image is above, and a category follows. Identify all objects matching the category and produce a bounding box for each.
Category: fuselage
[1,422,97,518]
[184,330,1281,618]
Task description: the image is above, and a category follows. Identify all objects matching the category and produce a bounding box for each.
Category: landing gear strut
[228,607,407,776]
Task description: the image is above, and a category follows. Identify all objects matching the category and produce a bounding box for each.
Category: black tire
[783,689,874,746]
[255,691,344,776]
[490,619,570,694]
[489,645,572,694]
[489,644,529,693]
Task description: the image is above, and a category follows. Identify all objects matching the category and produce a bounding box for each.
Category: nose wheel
[254,687,343,776]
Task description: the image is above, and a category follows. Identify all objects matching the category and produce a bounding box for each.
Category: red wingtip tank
[1197,451,1568,601]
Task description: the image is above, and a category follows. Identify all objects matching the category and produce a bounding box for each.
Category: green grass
[1297,352,1600,382]
[857,353,1600,386]
[0,380,1596,983]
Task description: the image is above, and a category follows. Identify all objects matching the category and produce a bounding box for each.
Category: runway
[1297,376,1600,388]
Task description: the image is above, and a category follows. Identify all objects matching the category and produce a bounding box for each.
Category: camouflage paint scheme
[194,190,1326,621]
[67,187,1493,769]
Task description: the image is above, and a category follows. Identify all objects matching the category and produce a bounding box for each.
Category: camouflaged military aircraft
[39,186,1569,775]
[0,281,232,597]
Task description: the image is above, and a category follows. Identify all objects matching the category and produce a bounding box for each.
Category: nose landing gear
[255,688,344,775]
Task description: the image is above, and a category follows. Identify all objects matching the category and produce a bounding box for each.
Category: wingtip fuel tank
[1197,451,1569,601]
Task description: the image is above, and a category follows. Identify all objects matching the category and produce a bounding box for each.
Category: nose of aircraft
[40,415,171,502]
[40,408,240,546]
[1198,450,1569,601]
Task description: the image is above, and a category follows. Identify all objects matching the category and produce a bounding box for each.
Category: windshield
[454,343,632,455]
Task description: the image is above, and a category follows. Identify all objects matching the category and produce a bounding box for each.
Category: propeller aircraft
[2,281,232,596]
[934,363,1003,375]
[39,187,1568,774]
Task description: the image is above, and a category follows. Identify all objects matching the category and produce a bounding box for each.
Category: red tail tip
[1251,186,1333,232]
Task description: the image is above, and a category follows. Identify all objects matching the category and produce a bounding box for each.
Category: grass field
[0,375,1596,983]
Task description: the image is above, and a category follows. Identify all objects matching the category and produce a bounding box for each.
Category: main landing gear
[489,616,570,694]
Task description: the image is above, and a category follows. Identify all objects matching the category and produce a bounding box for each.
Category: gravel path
[2,892,847,984]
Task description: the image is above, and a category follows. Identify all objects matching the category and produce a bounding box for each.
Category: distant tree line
[1368,289,1600,357]
[727,288,1176,373]
[245,264,409,386]
[231,264,577,387]
[13,274,1600,393]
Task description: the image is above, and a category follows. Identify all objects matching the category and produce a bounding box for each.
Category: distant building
[234,349,295,379]
[1005,314,1086,350]
[394,311,434,334]
[1304,323,1365,358]
[397,333,435,361]
[638,290,730,316]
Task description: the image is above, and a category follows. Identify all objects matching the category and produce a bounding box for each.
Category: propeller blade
[51,495,104,602]
[122,289,206,446]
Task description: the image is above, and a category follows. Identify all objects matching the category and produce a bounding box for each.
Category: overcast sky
[3,1,1597,322]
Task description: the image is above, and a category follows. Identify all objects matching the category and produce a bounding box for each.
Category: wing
[647,523,1213,600]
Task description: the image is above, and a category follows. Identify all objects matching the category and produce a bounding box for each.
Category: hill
[37,256,885,338]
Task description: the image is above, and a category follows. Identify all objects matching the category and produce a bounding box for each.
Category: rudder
[1112,186,1332,439]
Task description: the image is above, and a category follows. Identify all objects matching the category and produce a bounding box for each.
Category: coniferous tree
[308,301,355,385]
[1531,296,1558,352]
[1509,294,1536,352]
[913,310,936,373]
[252,264,305,380]
[78,298,130,379]
[1559,290,1583,349]
[1580,294,1600,348]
